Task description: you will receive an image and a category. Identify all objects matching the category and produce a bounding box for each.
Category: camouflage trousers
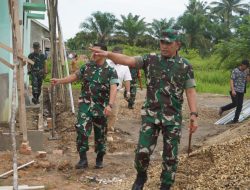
[124,83,137,106]
[75,113,107,154]
[134,117,182,185]
[30,72,43,96]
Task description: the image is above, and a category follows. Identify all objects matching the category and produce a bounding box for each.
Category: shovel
[187,119,196,157]
[187,131,192,157]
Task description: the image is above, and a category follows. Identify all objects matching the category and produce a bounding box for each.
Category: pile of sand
[109,124,249,190]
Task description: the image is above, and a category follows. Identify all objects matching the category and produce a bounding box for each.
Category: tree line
[66,0,250,68]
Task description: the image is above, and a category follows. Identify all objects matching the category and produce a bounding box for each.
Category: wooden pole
[56,39,65,103]
[56,12,68,111]
[56,10,75,113]
[47,0,58,137]
[9,66,18,190]
[9,0,29,144]
[8,0,20,188]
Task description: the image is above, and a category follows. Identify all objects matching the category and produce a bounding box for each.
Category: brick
[47,118,52,129]
[19,142,32,155]
[36,151,47,158]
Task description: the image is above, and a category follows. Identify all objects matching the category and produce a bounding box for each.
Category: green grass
[195,69,250,97]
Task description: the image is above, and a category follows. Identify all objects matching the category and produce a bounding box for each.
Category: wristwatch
[190,112,198,117]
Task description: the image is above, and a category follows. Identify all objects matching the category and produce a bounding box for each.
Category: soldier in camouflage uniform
[124,67,141,109]
[90,28,198,190]
[51,43,119,169]
[28,42,47,104]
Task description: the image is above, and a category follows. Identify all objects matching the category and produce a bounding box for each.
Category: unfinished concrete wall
[0,74,9,123]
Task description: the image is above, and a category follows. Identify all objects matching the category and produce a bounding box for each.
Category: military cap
[160,28,180,42]
[33,42,40,49]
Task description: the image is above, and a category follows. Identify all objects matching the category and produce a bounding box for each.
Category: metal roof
[215,100,250,125]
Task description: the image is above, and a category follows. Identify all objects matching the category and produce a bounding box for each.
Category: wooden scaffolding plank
[0,57,14,69]
[0,42,34,65]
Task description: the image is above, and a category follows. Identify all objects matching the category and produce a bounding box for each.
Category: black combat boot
[75,152,88,169]
[32,93,39,104]
[35,93,40,104]
[95,152,105,169]
[128,103,134,109]
[32,93,37,104]
[32,97,37,104]
[160,183,171,190]
[131,172,147,190]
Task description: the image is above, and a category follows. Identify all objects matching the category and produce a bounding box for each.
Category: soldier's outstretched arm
[51,74,78,86]
[90,47,137,67]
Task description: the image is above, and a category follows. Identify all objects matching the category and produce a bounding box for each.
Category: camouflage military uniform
[134,54,196,185]
[28,52,46,99]
[124,67,139,108]
[75,61,119,154]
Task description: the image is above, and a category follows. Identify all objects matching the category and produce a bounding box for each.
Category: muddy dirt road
[0,89,248,190]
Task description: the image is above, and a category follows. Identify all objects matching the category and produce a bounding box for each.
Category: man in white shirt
[107,47,132,132]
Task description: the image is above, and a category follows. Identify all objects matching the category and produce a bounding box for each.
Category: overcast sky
[40,0,249,40]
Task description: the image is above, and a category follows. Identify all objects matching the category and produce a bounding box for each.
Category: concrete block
[0,130,44,151]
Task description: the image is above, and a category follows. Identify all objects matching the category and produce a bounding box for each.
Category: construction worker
[124,67,141,109]
[219,59,250,123]
[90,28,198,190]
[107,46,132,132]
[28,42,47,104]
[51,43,119,169]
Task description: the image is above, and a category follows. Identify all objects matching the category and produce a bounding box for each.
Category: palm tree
[116,13,148,45]
[186,0,210,15]
[80,11,117,43]
[67,31,97,50]
[149,18,176,39]
[210,0,249,29]
[177,0,213,55]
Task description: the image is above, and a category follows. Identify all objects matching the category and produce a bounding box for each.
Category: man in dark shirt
[219,59,250,123]
[28,42,47,104]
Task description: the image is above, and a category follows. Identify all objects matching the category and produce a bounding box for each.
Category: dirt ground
[0,89,249,190]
